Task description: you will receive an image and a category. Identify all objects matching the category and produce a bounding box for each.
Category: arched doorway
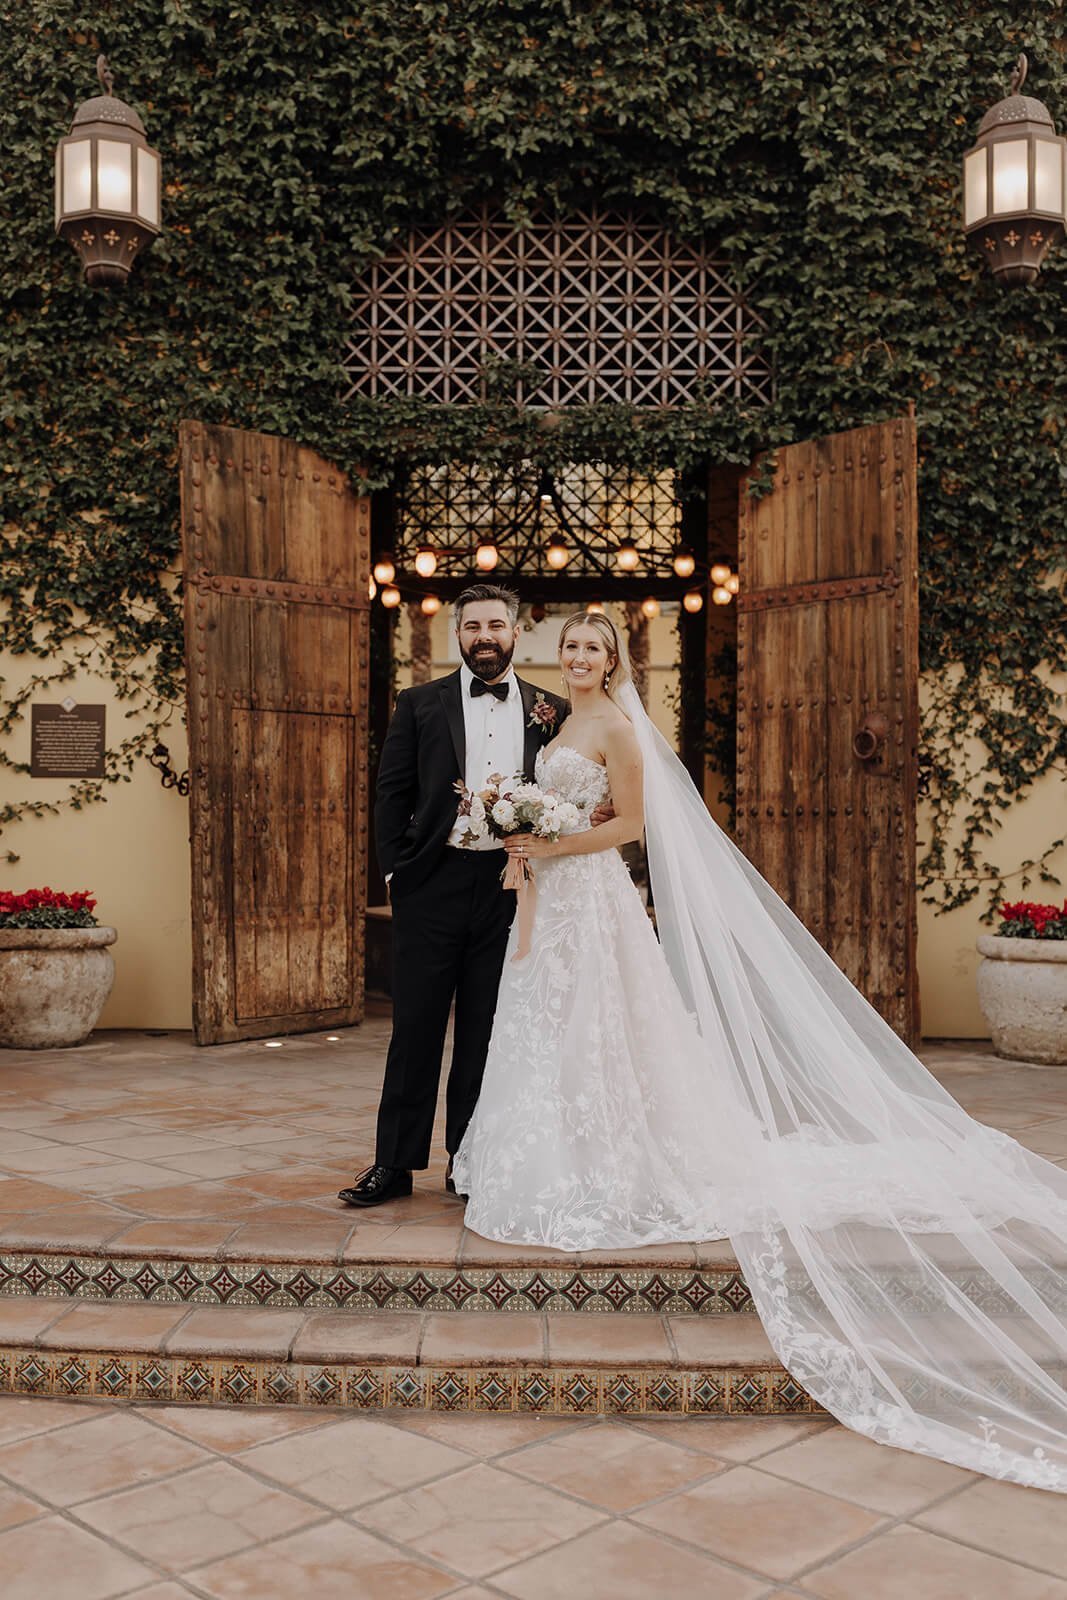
[178,210,920,1046]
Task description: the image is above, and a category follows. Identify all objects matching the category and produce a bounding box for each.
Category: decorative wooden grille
[395,461,681,579]
[344,207,773,407]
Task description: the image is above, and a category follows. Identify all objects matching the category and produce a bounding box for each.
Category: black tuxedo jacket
[375,670,570,898]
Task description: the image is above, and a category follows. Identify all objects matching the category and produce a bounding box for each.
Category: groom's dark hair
[454,583,520,627]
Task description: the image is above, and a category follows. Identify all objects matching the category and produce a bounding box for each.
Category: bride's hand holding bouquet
[453,774,581,957]
[454,773,580,885]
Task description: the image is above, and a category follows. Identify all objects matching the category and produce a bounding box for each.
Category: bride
[453,610,1067,1491]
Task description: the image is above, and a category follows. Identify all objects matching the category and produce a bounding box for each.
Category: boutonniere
[527,692,558,735]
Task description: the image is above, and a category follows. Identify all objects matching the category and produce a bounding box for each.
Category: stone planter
[0,927,117,1049]
[976,935,1067,1065]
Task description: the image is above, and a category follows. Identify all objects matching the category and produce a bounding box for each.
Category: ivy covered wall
[1,0,1065,914]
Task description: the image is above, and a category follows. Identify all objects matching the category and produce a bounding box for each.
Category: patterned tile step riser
[0,1346,821,1416]
[0,1255,755,1315]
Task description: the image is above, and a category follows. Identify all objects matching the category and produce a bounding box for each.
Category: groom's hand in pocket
[590,803,616,829]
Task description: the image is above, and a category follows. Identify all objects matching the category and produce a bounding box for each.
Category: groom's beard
[461,639,515,682]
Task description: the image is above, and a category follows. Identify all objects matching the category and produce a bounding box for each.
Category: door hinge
[737,568,901,613]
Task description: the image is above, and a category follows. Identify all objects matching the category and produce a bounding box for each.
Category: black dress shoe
[445,1159,468,1201]
[338,1164,413,1207]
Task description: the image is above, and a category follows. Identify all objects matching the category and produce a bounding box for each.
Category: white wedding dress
[454,688,1067,1492]
[455,742,738,1249]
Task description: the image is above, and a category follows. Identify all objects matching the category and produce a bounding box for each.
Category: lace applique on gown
[452,743,737,1249]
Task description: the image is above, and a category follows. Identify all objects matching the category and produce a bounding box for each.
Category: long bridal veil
[619,681,1067,1489]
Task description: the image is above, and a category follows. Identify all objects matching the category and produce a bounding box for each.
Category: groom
[339,583,572,1207]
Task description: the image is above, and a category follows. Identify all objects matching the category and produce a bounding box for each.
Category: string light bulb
[373,555,396,586]
[381,584,401,609]
[586,600,605,614]
[712,585,732,606]
[672,547,696,579]
[710,563,731,587]
[725,573,739,595]
[615,541,640,573]
[475,542,499,572]
[683,589,704,613]
[420,594,442,616]
[546,538,570,571]
[368,575,377,601]
[414,546,438,578]
[640,596,661,620]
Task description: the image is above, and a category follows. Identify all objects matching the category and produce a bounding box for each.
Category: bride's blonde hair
[558,611,634,707]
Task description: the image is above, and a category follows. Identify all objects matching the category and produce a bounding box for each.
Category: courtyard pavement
[1,1024,1067,1595]
[2,1021,1066,1260]
[3,1393,1067,1598]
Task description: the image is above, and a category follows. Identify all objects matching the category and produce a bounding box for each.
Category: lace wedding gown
[453,711,1067,1492]
[454,742,741,1249]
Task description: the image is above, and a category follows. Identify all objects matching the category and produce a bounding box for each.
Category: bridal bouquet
[454,775,581,960]
[453,775,581,868]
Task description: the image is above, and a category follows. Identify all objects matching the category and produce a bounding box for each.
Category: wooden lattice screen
[344,206,773,407]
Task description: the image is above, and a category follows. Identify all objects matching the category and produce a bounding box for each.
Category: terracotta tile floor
[2,1027,1067,1593]
[1,1024,1062,1267]
[0,1396,1065,1598]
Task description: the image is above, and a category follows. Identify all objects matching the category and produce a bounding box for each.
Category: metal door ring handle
[853,712,889,761]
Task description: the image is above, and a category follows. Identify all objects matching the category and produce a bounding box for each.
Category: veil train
[620,681,1067,1490]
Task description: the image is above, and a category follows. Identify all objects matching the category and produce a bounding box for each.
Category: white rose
[491,799,516,828]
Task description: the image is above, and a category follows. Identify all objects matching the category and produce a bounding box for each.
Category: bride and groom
[342,581,1067,1492]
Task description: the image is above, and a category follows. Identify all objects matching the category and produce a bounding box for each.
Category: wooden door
[734,413,921,1045]
[179,422,371,1044]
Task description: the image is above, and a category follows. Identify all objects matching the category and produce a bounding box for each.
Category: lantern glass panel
[54,146,62,226]
[136,148,160,226]
[97,139,132,213]
[992,139,1029,214]
[1034,139,1064,215]
[964,148,988,225]
[62,139,92,215]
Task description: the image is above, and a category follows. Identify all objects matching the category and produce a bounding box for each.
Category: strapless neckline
[541,743,606,772]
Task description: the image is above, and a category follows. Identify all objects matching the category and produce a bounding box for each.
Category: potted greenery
[0,888,117,1048]
[976,899,1067,1065]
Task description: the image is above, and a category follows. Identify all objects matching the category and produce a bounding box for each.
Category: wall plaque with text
[30,703,107,778]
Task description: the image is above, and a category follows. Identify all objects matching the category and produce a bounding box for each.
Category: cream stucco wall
[0,650,193,1030]
[2,623,1063,1039]
[914,666,1067,1039]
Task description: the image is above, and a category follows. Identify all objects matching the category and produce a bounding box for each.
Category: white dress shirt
[447,663,525,851]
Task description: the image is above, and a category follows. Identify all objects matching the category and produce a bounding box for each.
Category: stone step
[0,1237,755,1316]
[0,1294,818,1418]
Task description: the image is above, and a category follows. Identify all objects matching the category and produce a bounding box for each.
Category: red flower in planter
[997,899,1067,940]
[0,888,98,929]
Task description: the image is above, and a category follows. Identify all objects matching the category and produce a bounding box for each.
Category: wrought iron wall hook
[149,742,190,796]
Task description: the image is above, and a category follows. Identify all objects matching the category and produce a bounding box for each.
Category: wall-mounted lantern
[55,55,161,287]
[963,53,1066,286]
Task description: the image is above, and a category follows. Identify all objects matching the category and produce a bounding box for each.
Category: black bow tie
[470,678,510,702]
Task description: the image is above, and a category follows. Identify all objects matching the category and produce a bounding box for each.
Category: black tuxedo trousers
[372,670,569,1170]
[375,847,515,1168]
